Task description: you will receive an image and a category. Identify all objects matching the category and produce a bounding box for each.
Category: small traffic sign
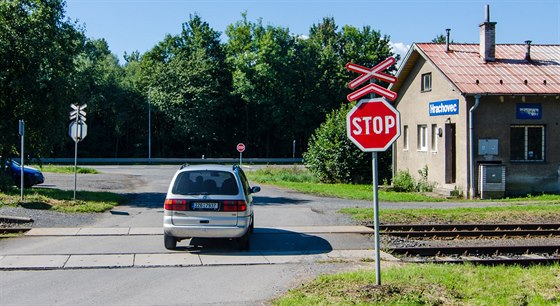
[69,121,87,142]
[71,104,87,110]
[237,143,246,153]
[70,110,86,118]
[346,57,398,102]
[346,98,400,152]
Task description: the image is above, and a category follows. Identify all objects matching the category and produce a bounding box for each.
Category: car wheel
[237,231,251,251]
[249,215,254,234]
[164,234,177,250]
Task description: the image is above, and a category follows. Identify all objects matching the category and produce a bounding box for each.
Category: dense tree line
[0,0,396,163]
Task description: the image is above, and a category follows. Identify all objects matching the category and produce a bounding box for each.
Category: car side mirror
[251,186,261,194]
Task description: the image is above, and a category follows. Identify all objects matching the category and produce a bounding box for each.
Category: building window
[417,124,427,151]
[403,125,409,150]
[510,125,545,161]
[431,124,438,152]
[421,73,432,92]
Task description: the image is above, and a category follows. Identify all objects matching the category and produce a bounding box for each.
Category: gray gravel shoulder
[0,169,145,228]
[0,206,100,228]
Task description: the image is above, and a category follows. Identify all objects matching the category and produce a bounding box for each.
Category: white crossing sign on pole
[69,104,88,200]
[344,56,399,287]
[69,121,88,142]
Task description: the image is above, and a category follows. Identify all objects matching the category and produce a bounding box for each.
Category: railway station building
[390,10,560,198]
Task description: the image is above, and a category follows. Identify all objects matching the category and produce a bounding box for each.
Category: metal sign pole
[372,152,381,286]
[19,120,24,201]
[239,152,243,166]
[73,107,79,201]
[148,98,151,164]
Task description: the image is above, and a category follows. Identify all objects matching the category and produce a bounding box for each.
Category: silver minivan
[163,164,260,250]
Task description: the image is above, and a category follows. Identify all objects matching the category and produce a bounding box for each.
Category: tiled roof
[394,43,560,95]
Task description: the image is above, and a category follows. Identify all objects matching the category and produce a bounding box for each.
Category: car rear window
[172,170,239,195]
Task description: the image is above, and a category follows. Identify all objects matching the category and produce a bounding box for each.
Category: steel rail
[401,256,560,266]
[377,223,560,232]
[380,229,560,238]
[388,245,560,256]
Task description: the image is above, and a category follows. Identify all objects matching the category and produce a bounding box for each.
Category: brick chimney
[479,4,497,62]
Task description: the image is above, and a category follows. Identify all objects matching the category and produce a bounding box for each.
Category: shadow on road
[172,228,332,255]
[253,196,310,206]
[120,192,166,208]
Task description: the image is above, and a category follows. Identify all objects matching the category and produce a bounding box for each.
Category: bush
[304,103,372,184]
[392,170,415,192]
[392,166,437,193]
[416,165,436,192]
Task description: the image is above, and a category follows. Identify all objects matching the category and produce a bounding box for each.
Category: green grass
[269,181,444,202]
[33,165,99,174]
[247,167,443,202]
[0,187,122,213]
[248,167,560,203]
[274,263,560,305]
[341,204,560,224]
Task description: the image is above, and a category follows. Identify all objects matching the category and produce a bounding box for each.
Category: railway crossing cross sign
[346,57,398,101]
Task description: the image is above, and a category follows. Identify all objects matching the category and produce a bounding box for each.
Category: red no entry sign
[346,98,401,152]
[237,143,246,153]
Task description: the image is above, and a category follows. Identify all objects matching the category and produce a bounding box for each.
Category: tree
[0,0,84,165]
[142,15,237,157]
[226,14,302,157]
[432,33,453,44]
[304,103,371,184]
[67,39,147,158]
[303,20,395,183]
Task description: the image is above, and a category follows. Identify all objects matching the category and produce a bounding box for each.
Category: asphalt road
[0,165,514,305]
[0,165,382,305]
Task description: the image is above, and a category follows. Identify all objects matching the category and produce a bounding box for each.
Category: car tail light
[222,200,247,212]
[164,199,187,211]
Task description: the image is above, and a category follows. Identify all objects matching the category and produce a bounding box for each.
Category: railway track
[377,223,560,265]
[387,245,560,265]
[377,223,560,239]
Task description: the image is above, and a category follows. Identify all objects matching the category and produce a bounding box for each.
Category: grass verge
[247,167,443,202]
[341,204,560,224]
[33,165,99,174]
[248,166,560,203]
[274,263,560,305]
[0,187,122,213]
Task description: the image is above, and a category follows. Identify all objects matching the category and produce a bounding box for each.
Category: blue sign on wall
[516,103,542,119]
[429,99,459,116]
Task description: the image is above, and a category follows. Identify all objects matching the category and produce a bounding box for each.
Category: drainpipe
[469,94,481,199]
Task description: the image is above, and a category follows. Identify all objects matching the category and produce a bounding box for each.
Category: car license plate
[191,202,219,211]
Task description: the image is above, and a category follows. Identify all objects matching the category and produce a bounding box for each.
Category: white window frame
[421,73,432,92]
[431,124,438,152]
[510,125,545,162]
[403,125,409,150]
[417,124,428,151]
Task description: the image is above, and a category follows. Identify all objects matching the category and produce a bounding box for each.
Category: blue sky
[65,0,559,63]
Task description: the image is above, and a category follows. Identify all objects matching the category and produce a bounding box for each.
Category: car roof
[177,164,239,173]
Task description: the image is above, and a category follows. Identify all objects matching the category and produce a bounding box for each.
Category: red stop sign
[237,143,246,153]
[346,98,401,152]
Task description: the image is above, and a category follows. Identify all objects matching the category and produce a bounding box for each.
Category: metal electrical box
[479,164,506,199]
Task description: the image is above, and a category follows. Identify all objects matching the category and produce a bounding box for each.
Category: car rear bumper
[164,224,249,239]
[163,215,250,239]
